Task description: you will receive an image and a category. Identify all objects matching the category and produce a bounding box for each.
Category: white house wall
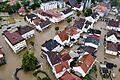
[106,50,118,55]
[22,30,34,39]
[106,35,118,43]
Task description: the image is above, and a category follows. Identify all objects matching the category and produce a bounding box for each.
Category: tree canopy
[84,8,92,17]
[22,51,38,71]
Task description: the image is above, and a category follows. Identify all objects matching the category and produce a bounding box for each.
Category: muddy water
[0,20,69,80]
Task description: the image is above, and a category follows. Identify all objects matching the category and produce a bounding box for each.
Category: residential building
[17,26,34,39]
[106,31,118,43]
[60,71,82,80]
[41,39,64,52]
[3,31,27,53]
[40,1,65,10]
[107,19,120,31]
[31,17,51,31]
[73,18,93,32]
[73,53,95,77]
[100,64,109,77]
[105,41,118,56]
[87,29,101,36]
[36,9,64,23]
[43,52,72,78]
[0,48,6,65]
[85,12,100,23]
[95,5,108,17]
[85,34,100,48]
[25,13,37,24]
[54,27,80,47]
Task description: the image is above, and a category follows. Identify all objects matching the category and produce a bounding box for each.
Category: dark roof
[84,20,92,29]
[116,15,120,20]
[18,26,34,35]
[106,41,118,52]
[3,31,24,45]
[106,31,117,37]
[84,46,96,54]
[118,44,120,51]
[42,39,60,52]
[73,18,86,29]
[91,12,99,19]
[101,67,108,74]
[108,20,119,27]
[85,36,99,45]
[39,19,51,29]
[68,0,77,6]
[87,29,101,35]
[46,52,61,65]
[106,62,114,69]
[62,8,72,14]
[26,14,37,20]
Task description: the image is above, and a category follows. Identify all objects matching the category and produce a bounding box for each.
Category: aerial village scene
[0,0,120,80]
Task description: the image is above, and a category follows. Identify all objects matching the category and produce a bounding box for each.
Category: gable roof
[57,31,69,42]
[42,39,60,52]
[106,31,117,37]
[47,52,61,65]
[65,27,78,36]
[91,12,99,19]
[62,8,72,14]
[108,20,119,27]
[17,26,34,35]
[3,31,24,45]
[73,18,86,29]
[106,41,118,52]
[60,71,82,80]
[26,14,37,20]
[76,53,95,73]
[61,53,71,61]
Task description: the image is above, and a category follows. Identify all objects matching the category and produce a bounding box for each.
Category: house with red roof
[60,71,82,80]
[2,31,27,53]
[73,52,95,77]
[54,27,80,47]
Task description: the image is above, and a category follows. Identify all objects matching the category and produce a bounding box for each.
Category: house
[0,48,6,65]
[54,30,70,46]
[31,17,51,31]
[73,18,93,32]
[73,18,86,32]
[25,13,37,24]
[95,5,108,17]
[3,31,27,53]
[41,39,64,52]
[73,53,95,77]
[43,52,72,78]
[107,19,120,31]
[40,1,65,11]
[72,3,84,11]
[17,26,34,39]
[36,9,64,23]
[85,12,100,23]
[54,27,80,47]
[105,41,118,56]
[106,31,118,43]
[87,29,101,36]
[60,71,82,80]
[61,8,74,19]
[85,34,100,48]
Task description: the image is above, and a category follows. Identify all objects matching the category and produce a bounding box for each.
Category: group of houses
[2,26,34,53]
[41,8,102,79]
[25,7,74,31]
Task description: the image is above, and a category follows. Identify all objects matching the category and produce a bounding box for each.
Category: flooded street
[0,19,69,80]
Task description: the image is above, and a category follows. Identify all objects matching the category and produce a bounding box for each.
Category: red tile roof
[88,34,100,40]
[55,61,70,73]
[3,31,24,45]
[61,53,71,61]
[55,63,63,73]
[65,27,78,36]
[95,5,107,12]
[60,71,82,80]
[77,54,95,73]
[58,31,69,42]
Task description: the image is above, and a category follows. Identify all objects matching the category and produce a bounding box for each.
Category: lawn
[7,17,16,24]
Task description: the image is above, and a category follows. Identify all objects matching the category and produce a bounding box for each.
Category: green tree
[55,26,59,32]
[76,0,82,3]
[42,77,51,80]
[67,17,72,24]
[30,41,34,47]
[0,17,2,20]
[84,8,92,17]
[22,51,38,71]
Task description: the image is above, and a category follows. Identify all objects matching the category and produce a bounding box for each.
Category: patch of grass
[7,17,15,24]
